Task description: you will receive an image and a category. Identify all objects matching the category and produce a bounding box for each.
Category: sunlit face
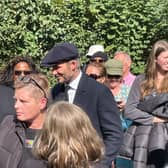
[51,61,75,83]
[107,75,122,89]
[13,62,32,81]
[155,50,168,72]
[85,65,105,83]
[14,87,43,123]
[114,54,130,73]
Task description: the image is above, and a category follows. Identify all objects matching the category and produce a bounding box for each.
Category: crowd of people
[0,39,168,168]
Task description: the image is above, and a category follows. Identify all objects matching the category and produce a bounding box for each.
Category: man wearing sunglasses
[86,44,107,63]
[41,42,123,168]
[89,51,108,64]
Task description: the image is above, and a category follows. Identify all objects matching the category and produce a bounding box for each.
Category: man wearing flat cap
[41,42,123,168]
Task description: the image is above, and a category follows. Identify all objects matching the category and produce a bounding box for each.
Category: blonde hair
[141,40,168,98]
[14,73,50,99]
[33,101,104,168]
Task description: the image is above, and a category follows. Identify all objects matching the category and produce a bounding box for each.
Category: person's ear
[40,97,48,110]
[70,60,78,71]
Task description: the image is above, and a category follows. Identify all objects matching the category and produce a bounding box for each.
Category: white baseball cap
[86,44,104,57]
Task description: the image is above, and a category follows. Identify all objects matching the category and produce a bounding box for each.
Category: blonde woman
[33,101,104,168]
[0,73,49,168]
[120,40,168,168]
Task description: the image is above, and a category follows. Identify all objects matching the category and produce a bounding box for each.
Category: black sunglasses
[18,76,47,98]
[14,70,32,76]
[107,75,121,79]
[89,74,102,80]
[90,59,104,63]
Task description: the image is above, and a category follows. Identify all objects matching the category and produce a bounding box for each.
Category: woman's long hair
[0,56,39,85]
[33,101,104,168]
[141,40,168,98]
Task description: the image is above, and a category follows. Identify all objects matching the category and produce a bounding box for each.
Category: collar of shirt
[123,72,136,87]
[68,71,82,103]
[69,70,82,90]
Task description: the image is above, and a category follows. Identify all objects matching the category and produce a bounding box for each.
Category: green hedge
[0,0,168,77]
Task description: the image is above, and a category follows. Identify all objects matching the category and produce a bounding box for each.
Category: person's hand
[111,161,115,168]
[153,117,168,123]
[117,100,125,111]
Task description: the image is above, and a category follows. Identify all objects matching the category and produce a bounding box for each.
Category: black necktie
[64,85,70,101]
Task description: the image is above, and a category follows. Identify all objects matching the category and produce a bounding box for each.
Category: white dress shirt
[67,71,82,103]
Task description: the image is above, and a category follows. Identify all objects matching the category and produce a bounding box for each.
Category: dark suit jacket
[51,73,123,166]
[0,84,15,123]
[21,159,47,168]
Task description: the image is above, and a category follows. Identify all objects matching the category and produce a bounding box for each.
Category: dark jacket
[124,74,154,125]
[120,74,168,168]
[0,84,15,122]
[119,123,168,168]
[0,115,24,168]
[51,73,123,166]
[0,115,44,168]
[137,92,168,118]
[21,159,47,168]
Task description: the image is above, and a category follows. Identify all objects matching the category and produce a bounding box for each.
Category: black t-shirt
[18,128,38,168]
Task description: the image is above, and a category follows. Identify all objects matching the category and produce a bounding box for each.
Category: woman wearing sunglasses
[85,62,107,84]
[0,56,39,122]
[0,56,40,84]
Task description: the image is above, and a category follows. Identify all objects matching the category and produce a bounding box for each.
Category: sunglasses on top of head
[14,70,32,76]
[17,76,47,98]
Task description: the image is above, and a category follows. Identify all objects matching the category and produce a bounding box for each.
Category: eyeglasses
[14,70,32,76]
[90,59,105,63]
[107,75,122,82]
[107,75,121,79]
[18,76,47,98]
[89,74,102,80]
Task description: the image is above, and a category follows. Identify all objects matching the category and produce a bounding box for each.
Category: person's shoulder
[51,83,64,94]
[130,72,136,78]
[82,73,106,88]
[84,75,97,85]
[134,73,145,81]
[3,114,14,121]
[0,84,13,90]
[1,115,15,123]
[0,115,16,130]
[0,84,14,97]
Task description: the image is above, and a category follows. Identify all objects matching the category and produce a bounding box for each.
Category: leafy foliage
[0,0,168,78]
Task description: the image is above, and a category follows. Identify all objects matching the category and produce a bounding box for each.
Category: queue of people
[0,39,168,168]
